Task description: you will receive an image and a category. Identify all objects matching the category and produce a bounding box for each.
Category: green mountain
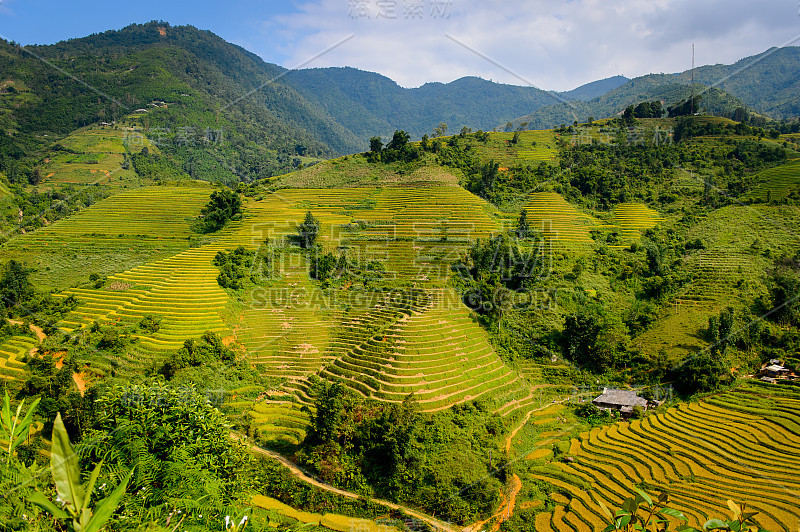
[0,21,358,182]
[284,68,564,142]
[509,47,800,129]
[2,22,798,189]
[560,75,630,101]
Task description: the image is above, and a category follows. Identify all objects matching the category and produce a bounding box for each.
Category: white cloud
[247,0,800,91]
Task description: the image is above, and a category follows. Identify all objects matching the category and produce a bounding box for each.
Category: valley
[1,20,800,532]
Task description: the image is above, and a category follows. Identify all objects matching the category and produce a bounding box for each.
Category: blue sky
[2,0,799,91]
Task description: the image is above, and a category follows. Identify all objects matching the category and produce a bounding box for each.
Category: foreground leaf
[28,491,70,519]
[83,467,134,532]
[51,413,84,510]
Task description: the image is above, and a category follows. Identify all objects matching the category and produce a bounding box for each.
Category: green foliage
[769,266,800,326]
[0,260,34,308]
[196,189,242,233]
[20,353,85,433]
[300,381,504,524]
[214,246,256,290]
[573,402,616,426]
[0,391,39,465]
[137,315,161,334]
[130,149,189,181]
[82,382,256,526]
[562,307,630,373]
[29,413,133,532]
[597,489,687,531]
[515,209,530,239]
[671,352,732,396]
[601,490,770,532]
[158,331,235,379]
[297,211,320,249]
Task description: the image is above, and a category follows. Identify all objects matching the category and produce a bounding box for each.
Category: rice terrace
[1,15,800,532]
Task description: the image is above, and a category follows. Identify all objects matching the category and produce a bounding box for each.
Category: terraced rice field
[41,126,153,186]
[673,249,759,310]
[611,203,661,239]
[473,130,558,167]
[746,160,800,202]
[0,335,36,379]
[531,382,800,531]
[518,197,661,250]
[24,184,520,442]
[2,185,213,289]
[521,192,610,249]
[320,288,524,411]
[226,186,530,443]
[57,243,232,368]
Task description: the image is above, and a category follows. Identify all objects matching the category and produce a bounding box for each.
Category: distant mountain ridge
[508,47,800,129]
[1,21,798,180]
[561,75,630,101]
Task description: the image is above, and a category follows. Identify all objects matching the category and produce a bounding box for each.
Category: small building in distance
[761,364,791,379]
[592,388,648,416]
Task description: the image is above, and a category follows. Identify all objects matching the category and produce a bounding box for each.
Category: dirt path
[30,324,46,342]
[503,395,574,454]
[73,373,86,395]
[463,474,522,532]
[505,409,535,453]
[6,319,46,342]
[232,433,460,532]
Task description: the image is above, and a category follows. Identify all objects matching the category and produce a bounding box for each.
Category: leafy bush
[158,331,235,378]
[195,189,242,233]
[213,246,255,290]
[298,382,505,524]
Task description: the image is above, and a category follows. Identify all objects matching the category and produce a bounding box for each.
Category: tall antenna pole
[690,43,695,116]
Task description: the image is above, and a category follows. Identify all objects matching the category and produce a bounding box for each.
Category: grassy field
[0,180,10,200]
[528,381,800,531]
[473,130,559,167]
[40,125,157,187]
[273,153,461,188]
[1,184,215,290]
[745,160,800,202]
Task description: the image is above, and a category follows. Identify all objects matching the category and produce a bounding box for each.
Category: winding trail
[6,319,45,342]
[463,474,522,532]
[503,394,577,454]
[231,433,461,532]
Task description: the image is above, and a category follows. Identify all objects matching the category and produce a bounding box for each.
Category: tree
[672,352,731,395]
[562,308,629,372]
[515,209,530,239]
[433,122,448,138]
[386,130,410,151]
[770,267,800,326]
[298,210,320,249]
[0,260,34,308]
[197,189,242,233]
[29,167,42,185]
[369,136,383,154]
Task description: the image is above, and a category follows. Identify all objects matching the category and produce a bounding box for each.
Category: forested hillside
[510,46,800,129]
